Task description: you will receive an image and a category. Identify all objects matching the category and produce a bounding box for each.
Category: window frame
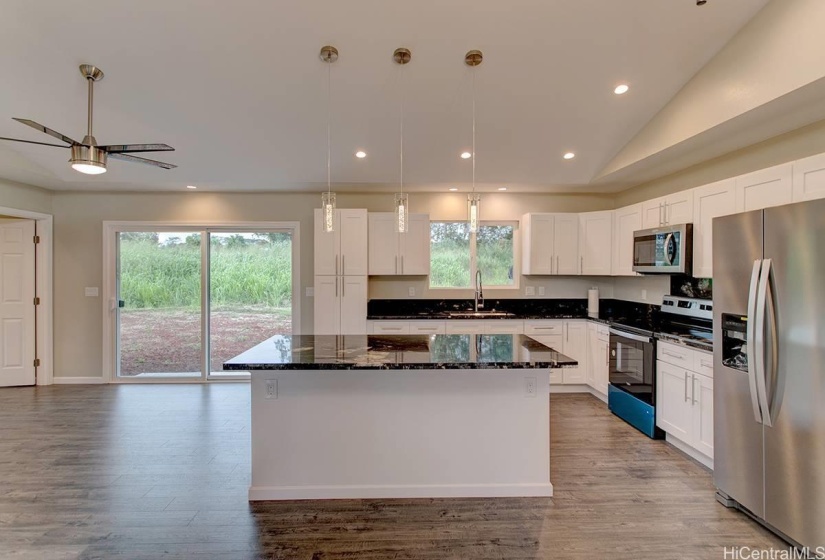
[429,220,520,291]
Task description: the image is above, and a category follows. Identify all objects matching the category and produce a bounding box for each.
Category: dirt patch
[119,307,291,376]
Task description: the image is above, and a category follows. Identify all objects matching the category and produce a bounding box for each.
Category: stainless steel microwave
[632,223,693,275]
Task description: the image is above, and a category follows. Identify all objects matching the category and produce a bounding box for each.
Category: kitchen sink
[442,310,516,319]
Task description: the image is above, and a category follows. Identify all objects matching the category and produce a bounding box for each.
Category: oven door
[632,224,692,274]
[609,328,656,405]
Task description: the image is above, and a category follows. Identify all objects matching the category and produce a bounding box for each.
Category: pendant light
[393,48,412,233]
[320,45,338,233]
[465,50,482,233]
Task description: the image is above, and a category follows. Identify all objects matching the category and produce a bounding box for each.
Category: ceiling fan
[0,64,176,175]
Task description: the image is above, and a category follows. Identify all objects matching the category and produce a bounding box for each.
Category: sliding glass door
[113,226,296,382]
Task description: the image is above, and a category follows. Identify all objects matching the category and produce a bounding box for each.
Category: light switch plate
[408,287,416,297]
[538,286,546,296]
[306,287,314,297]
[84,287,99,297]
[525,286,535,296]
[641,289,647,301]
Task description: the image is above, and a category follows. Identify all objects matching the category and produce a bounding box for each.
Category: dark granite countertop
[224,334,577,371]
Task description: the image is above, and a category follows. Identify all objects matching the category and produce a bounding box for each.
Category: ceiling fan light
[70,145,107,175]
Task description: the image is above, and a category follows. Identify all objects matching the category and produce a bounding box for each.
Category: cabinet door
[735,163,793,212]
[482,320,524,335]
[409,321,445,335]
[313,275,340,335]
[792,152,825,203]
[400,214,430,275]
[586,324,599,387]
[664,190,693,225]
[339,209,368,276]
[692,372,714,459]
[579,211,613,275]
[642,198,665,229]
[597,339,610,395]
[522,214,555,275]
[372,321,411,334]
[314,208,339,276]
[368,213,399,275]
[554,215,580,275]
[339,276,368,334]
[692,179,736,278]
[655,361,692,441]
[562,321,587,384]
[612,204,642,276]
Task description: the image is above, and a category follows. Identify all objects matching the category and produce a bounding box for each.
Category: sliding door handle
[746,259,763,424]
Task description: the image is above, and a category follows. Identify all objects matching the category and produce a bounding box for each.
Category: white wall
[0,178,52,214]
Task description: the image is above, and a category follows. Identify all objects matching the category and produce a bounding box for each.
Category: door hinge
[33,297,40,305]
[33,235,40,244]
[33,358,40,367]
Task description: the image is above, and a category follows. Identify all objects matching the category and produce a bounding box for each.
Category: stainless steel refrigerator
[713,198,825,548]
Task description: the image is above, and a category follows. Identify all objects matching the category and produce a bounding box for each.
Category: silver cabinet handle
[605,345,609,367]
[401,255,404,274]
[580,256,584,275]
[335,254,338,276]
[383,327,403,331]
[659,203,664,226]
[755,258,774,427]
[395,256,398,274]
[556,255,559,275]
[342,255,345,276]
[342,276,345,298]
[662,350,684,359]
[684,372,689,402]
[746,259,763,424]
[692,374,698,405]
[335,276,338,297]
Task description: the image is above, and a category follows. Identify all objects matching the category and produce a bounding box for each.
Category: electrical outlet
[538,286,546,297]
[524,377,537,397]
[265,379,277,400]
[306,287,314,297]
[84,287,99,297]
[641,289,647,301]
[525,286,535,296]
[408,287,416,297]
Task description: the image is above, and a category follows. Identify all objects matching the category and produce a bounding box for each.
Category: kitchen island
[225,334,576,501]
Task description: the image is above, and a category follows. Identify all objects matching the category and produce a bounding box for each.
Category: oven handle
[609,328,653,344]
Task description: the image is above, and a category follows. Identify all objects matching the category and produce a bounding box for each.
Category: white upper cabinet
[612,204,642,277]
[522,213,579,276]
[692,178,736,279]
[735,163,793,212]
[642,191,694,229]
[579,211,613,276]
[792,152,825,203]
[368,213,430,276]
[314,209,368,276]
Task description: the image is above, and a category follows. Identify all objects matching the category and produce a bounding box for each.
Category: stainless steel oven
[633,223,693,275]
[607,326,663,439]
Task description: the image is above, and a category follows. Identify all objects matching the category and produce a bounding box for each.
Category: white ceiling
[0,0,771,193]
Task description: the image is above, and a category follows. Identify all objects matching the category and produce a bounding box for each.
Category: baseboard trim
[52,377,105,385]
[665,433,714,470]
[588,387,608,403]
[248,482,554,501]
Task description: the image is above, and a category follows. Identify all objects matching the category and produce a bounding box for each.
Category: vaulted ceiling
[0,0,800,194]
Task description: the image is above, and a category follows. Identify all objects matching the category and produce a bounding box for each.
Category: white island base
[249,369,552,501]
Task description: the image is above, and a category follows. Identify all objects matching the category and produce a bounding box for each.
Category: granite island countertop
[224,334,577,371]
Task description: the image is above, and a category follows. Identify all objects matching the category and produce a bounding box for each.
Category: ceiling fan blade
[0,136,70,149]
[108,152,177,169]
[100,143,175,154]
[12,118,79,145]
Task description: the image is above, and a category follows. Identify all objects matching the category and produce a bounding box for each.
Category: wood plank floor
[0,385,784,559]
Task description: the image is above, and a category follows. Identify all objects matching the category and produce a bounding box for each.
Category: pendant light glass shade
[395,193,409,233]
[467,193,481,234]
[321,191,336,233]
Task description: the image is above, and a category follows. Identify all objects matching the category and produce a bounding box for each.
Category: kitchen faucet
[474,270,484,312]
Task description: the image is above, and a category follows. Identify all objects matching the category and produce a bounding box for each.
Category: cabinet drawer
[657,341,695,369]
[445,321,486,334]
[409,321,446,335]
[372,321,411,334]
[695,351,714,379]
[524,321,564,335]
[483,320,524,335]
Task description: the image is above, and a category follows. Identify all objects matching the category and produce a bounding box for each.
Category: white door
[792,152,825,202]
[735,163,793,212]
[340,276,368,334]
[400,214,430,275]
[612,204,642,276]
[338,210,368,276]
[562,321,587,384]
[523,214,555,275]
[692,179,736,278]
[0,220,36,387]
[664,191,694,225]
[314,208,339,276]
[554,215,579,275]
[692,372,714,459]
[655,361,692,441]
[642,198,665,229]
[313,275,340,335]
[368,213,399,275]
[579,211,613,275]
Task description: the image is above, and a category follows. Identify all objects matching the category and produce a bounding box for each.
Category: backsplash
[671,276,712,300]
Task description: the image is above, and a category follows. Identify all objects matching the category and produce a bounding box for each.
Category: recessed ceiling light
[355,151,367,159]
[563,152,575,160]
[461,152,472,159]
[449,187,458,191]
[498,187,507,191]
[186,185,197,189]
[614,84,629,95]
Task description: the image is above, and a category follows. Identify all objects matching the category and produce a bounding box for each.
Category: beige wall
[0,178,52,214]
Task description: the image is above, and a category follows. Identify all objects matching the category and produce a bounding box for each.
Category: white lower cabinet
[586,322,609,396]
[656,346,714,463]
[409,321,446,335]
[314,275,367,334]
[561,321,587,384]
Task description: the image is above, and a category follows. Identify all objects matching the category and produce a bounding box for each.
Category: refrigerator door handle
[755,258,774,428]
[746,259,764,424]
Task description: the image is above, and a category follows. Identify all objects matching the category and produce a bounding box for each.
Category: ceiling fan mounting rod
[79,64,104,145]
